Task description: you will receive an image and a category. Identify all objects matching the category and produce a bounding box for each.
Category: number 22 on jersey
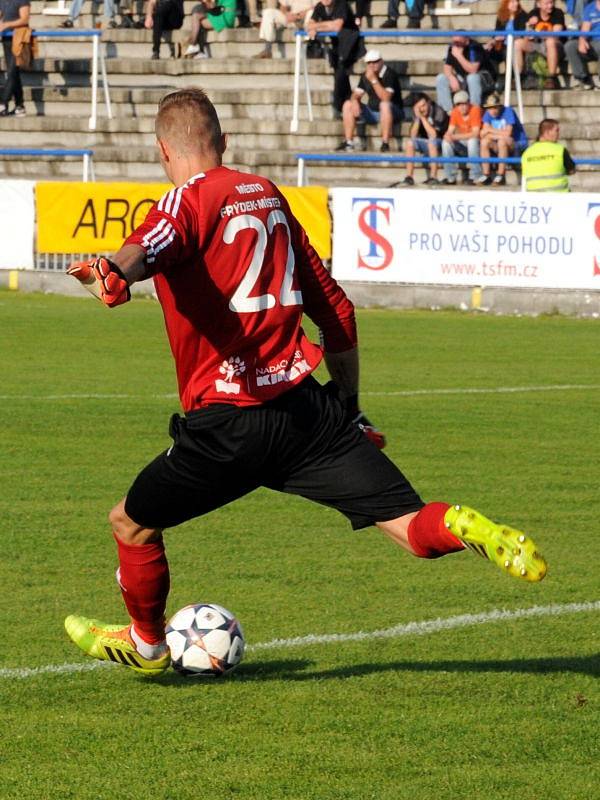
[224,210,303,313]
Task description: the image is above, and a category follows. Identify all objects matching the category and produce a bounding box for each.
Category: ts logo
[352,197,395,270]
[587,202,600,276]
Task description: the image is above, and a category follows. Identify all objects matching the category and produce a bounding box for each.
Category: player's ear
[218,132,228,156]
[157,137,170,164]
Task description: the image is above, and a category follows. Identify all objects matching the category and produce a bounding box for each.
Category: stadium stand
[0,0,599,188]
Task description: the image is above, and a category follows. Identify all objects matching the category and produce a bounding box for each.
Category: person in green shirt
[184,0,237,58]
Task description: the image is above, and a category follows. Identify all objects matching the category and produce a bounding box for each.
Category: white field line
[1,600,598,681]
[0,384,600,403]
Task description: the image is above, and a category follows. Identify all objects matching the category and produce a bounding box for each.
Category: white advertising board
[331,188,600,291]
[0,181,35,270]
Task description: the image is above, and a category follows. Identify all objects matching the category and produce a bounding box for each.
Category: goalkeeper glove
[67,257,131,308]
[345,394,387,449]
[352,411,386,449]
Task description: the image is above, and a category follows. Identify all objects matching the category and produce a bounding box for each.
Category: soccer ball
[166,603,245,677]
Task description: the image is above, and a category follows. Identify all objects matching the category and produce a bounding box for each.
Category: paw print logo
[216,356,246,395]
[219,356,246,384]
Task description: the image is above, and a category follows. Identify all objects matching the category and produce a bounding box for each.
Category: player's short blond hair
[156,88,222,156]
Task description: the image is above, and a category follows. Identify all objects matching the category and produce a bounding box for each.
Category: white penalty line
[1,384,600,403]
[1,600,598,681]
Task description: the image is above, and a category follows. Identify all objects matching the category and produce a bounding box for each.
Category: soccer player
[65,88,547,677]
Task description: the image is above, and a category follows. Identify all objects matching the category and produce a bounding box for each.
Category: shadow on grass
[154,654,599,686]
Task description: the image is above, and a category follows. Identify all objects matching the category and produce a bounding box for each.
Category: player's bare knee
[109,500,157,544]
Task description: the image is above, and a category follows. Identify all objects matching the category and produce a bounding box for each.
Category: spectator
[476,92,527,186]
[402,92,448,186]
[337,50,402,152]
[521,117,575,190]
[380,0,425,29]
[522,0,565,89]
[253,0,314,59]
[0,0,29,116]
[183,0,236,59]
[436,35,496,113]
[441,90,482,185]
[307,0,364,114]
[146,0,185,59]
[565,0,600,89]
[354,0,370,27]
[59,0,116,28]
[485,0,528,76]
[117,1,146,28]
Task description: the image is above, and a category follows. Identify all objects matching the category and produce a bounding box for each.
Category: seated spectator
[307,0,364,114]
[522,0,565,89]
[436,35,496,114]
[402,92,448,186]
[59,0,117,28]
[441,90,482,185]
[485,0,528,76]
[565,0,600,89]
[253,0,314,59]
[476,92,527,185]
[337,50,403,152]
[380,0,425,29]
[183,0,236,58]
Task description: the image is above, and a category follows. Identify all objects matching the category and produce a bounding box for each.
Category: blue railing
[294,153,600,187]
[0,148,95,181]
[0,29,110,129]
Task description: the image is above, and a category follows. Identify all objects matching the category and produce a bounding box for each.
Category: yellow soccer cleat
[444,504,547,582]
[64,615,170,676]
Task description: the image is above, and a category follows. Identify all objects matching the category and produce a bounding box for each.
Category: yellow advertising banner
[35,182,331,260]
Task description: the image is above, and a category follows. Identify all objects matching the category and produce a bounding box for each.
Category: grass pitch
[0,291,599,800]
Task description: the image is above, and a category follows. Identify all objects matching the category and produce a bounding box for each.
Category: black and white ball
[166,603,245,677]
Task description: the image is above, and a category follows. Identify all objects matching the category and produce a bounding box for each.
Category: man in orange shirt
[441,90,482,185]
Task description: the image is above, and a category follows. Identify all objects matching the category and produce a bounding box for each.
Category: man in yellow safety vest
[521,118,576,192]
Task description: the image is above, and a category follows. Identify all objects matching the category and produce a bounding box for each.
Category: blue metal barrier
[1,29,110,129]
[0,148,95,181]
[294,152,600,187]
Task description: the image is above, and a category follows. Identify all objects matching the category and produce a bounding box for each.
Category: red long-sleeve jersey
[125,166,356,412]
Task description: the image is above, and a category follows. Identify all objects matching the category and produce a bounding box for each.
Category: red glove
[352,412,386,449]
[67,257,130,307]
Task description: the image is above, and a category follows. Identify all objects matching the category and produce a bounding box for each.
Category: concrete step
[0,112,595,139]
[35,35,454,60]
[15,84,600,124]
[31,0,504,15]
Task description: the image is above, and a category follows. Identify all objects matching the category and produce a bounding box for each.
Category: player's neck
[169,154,223,187]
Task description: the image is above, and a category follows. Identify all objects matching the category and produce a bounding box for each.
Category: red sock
[407,502,465,559]
[114,533,170,644]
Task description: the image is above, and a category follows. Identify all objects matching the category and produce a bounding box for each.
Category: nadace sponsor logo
[255,351,310,387]
[351,196,395,271]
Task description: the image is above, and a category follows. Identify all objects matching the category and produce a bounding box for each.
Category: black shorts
[124,376,424,531]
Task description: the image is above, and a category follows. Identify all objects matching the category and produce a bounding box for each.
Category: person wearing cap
[476,92,528,186]
[441,90,483,185]
[521,118,575,191]
[337,50,403,152]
